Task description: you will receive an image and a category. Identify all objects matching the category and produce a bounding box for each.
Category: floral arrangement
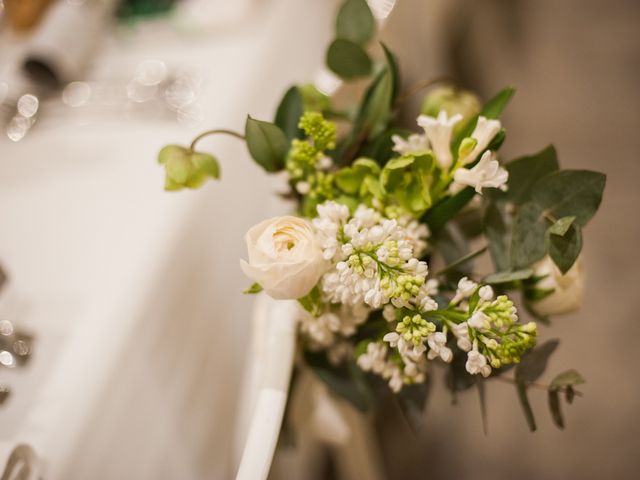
[157,0,605,432]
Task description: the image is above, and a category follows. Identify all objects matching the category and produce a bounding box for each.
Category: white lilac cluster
[392,110,508,195]
[356,341,426,392]
[447,277,537,377]
[313,202,430,310]
[298,301,370,350]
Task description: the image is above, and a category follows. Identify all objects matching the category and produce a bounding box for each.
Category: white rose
[530,255,585,316]
[240,216,326,300]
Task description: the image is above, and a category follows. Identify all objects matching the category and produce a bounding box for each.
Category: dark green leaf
[515,340,559,383]
[453,87,516,151]
[516,382,537,431]
[549,369,586,391]
[548,390,564,429]
[245,116,288,172]
[546,222,582,274]
[326,38,372,80]
[511,202,548,268]
[396,381,430,433]
[380,42,400,101]
[355,66,393,136]
[274,86,304,141]
[243,283,263,294]
[505,145,560,205]
[480,86,516,119]
[304,350,370,411]
[530,170,606,226]
[483,268,534,284]
[484,201,511,271]
[423,187,476,234]
[336,0,375,45]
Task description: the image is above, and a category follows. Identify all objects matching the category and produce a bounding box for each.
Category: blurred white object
[0,443,42,480]
[235,296,297,480]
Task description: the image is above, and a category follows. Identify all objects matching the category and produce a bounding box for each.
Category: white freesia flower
[530,255,585,316]
[465,116,502,164]
[240,216,326,299]
[391,133,429,155]
[453,151,508,194]
[417,110,463,169]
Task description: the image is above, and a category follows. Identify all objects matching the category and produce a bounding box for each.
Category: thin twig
[189,129,245,151]
[493,375,584,397]
[434,245,488,276]
[395,75,458,105]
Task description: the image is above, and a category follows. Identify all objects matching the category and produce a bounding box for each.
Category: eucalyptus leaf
[326,38,372,80]
[484,201,511,271]
[515,339,559,384]
[548,390,564,429]
[274,86,303,141]
[548,216,576,236]
[505,145,559,205]
[336,0,375,45]
[530,170,606,226]
[396,381,430,433]
[245,116,288,172]
[549,369,586,391]
[483,268,534,284]
[546,222,582,274]
[511,202,548,268]
[516,382,537,432]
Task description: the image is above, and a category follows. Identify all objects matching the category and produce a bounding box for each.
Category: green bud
[457,137,478,162]
[421,86,481,136]
[158,145,220,191]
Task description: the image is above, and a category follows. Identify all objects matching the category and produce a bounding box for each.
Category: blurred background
[0,0,638,479]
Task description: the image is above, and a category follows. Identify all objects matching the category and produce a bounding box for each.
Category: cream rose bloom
[240,216,326,300]
[530,255,585,316]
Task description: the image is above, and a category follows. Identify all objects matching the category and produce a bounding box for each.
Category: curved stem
[395,75,458,105]
[493,375,584,397]
[189,128,245,151]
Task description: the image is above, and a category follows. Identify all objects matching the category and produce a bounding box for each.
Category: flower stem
[189,129,245,151]
[395,75,458,105]
[493,375,584,397]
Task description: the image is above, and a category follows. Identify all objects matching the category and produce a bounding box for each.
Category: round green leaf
[326,38,372,80]
[336,0,375,45]
[245,116,288,172]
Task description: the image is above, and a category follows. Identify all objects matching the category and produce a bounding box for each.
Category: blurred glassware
[0,59,205,141]
[2,0,55,32]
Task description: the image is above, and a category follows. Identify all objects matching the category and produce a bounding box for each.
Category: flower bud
[421,86,481,136]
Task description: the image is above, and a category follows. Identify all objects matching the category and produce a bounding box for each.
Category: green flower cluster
[286,112,338,216]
